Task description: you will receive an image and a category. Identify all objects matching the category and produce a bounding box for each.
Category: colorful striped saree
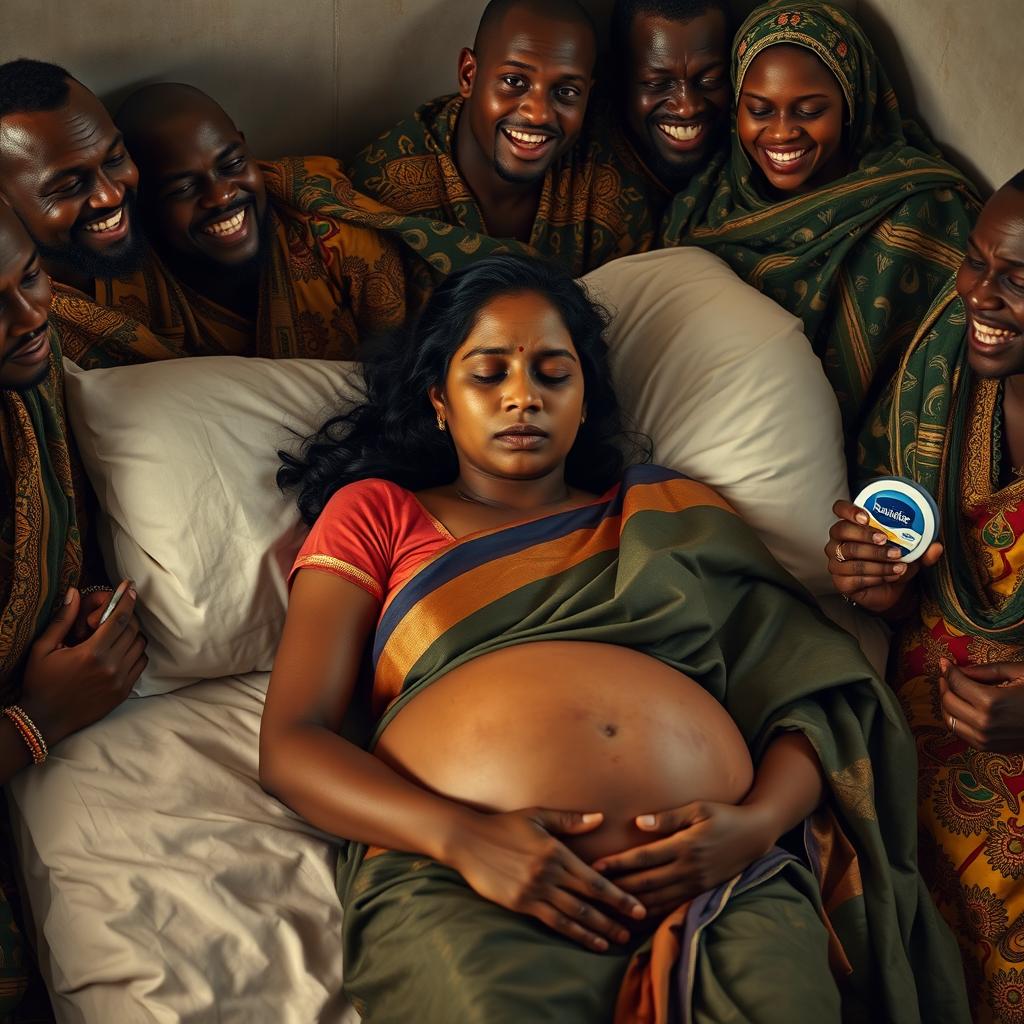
[336,466,968,1023]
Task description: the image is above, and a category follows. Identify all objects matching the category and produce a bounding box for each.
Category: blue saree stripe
[372,464,684,664]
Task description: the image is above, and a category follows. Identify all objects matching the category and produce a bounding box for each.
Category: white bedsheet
[7,674,359,1024]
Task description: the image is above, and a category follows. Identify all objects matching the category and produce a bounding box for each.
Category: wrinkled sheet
[7,673,358,1024]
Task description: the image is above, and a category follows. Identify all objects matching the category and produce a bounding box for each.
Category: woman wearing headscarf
[661,1,979,467]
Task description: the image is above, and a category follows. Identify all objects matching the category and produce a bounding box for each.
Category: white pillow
[64,356,363,695]
[584,247,847,596]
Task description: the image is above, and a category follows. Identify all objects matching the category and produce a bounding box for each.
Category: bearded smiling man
[0,60,145,294]
[347,0,665,275]
[0,62,425,367]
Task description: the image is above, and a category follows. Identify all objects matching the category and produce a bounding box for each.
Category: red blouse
[290,478,453,605]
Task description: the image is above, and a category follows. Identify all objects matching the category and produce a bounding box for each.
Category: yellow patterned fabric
[52,158,411,367]
[895,380,1024,1023]
[347,93,667,276]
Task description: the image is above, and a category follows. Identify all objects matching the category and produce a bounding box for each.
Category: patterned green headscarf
[734,4,878,162]
[860,282,1024,638]
[661,1,979,462]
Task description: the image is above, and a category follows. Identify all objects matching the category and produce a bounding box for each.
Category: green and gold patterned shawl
[0,331,82,700]
[347,93,666,276]
[860,282,1024,638]
[661,1,978,457]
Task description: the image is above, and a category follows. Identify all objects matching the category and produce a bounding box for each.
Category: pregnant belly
[375,641,754,863]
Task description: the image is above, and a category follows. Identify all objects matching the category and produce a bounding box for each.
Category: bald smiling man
[0,62,434,367]
[347,0,666,274]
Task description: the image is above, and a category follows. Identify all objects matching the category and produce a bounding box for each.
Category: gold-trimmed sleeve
[292,553,384,600]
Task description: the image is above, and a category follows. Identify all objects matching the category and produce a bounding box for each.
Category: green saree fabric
[346,93,666,276]
[661,1,978,457]
[333,465,968,1022]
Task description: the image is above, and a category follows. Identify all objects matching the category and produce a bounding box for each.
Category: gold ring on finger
[835,541,847,563]
[948,715,957,737]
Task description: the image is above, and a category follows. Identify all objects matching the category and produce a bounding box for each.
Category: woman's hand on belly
[446,805,648,952]
[589,800,777,919]
[591,732,826,919]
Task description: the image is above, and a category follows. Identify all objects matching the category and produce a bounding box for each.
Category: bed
[8,247,886,1022]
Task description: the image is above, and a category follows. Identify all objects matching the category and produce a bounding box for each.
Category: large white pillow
[64,250,879,697]
[64,356,362,695]
[584,247,846,596]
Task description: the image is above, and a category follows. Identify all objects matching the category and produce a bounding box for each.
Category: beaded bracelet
[3,705,48,765]
[79,584,114,596]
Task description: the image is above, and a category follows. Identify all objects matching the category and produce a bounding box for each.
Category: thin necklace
[456,484,571,510]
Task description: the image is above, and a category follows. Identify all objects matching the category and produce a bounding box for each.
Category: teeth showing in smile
[203,209,247,236]
[766,148,808,163]
[972,319,1018,345]
[505,129,549,146]
[83,207,123,232]
[658,123,702,141]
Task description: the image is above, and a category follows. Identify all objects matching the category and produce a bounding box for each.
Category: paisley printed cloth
[346,93,667,276]
[0,331,81,1023]
[660,0,978,460]
[51,157,415,367]
[860,282,1024,1021]
[0,331,82,698]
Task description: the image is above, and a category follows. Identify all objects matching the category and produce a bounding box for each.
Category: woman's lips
[495,426,548,450]
[759,144,813,176]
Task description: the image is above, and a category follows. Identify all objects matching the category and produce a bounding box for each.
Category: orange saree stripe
[373,479,733,701]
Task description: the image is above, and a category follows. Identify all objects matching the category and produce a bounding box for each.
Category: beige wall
[855,0,1020,194]
[1,0,1019,192]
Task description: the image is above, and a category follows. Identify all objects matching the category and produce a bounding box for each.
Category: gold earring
[436,412,446,432]
[580,411,587,424]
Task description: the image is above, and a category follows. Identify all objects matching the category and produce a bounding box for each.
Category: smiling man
[0,62,420,367]
[99,81,416,363]
[0,200,151,1023]
[0,60,145,295]
[611,0,731,192]
[843,171,1024,1022]
[347,0,663,274]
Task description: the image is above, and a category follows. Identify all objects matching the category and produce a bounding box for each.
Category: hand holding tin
[825,499,943,616]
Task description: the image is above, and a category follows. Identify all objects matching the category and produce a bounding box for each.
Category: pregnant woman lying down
[259,254,968,1023]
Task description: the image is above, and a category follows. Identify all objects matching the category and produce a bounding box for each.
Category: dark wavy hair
[279,254,649,525]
